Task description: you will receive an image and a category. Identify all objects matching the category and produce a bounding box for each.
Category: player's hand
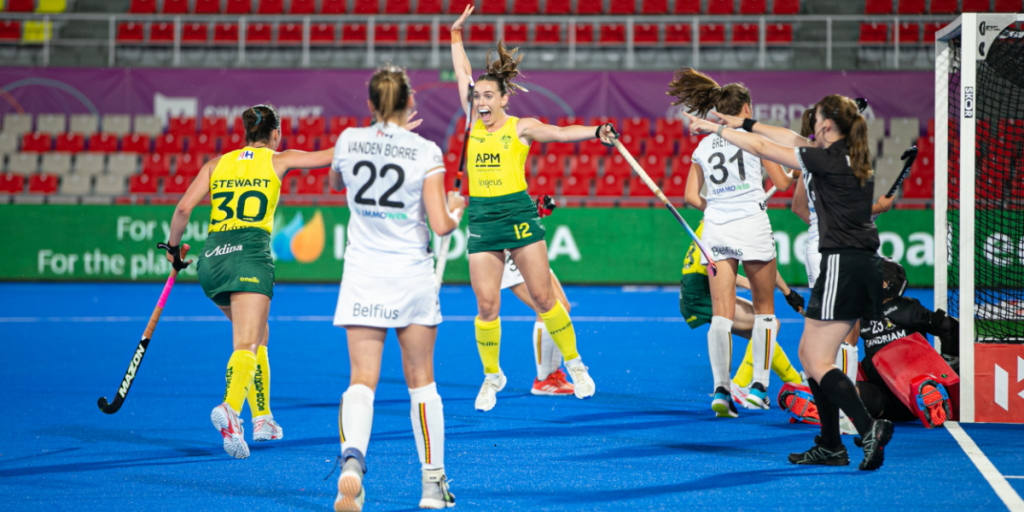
[785,289,805,314]
[875,193,895,213]
[447,190,466,212]
[708,111,742,129]
[406,110,423,131]
[452,4,473,31]
[597,123,618,147]
[683,113,719,135]
[536,194,556,218]
[157,242,192,271]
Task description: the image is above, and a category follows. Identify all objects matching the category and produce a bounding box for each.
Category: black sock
[820,368,874,436]
[808,378,841,449]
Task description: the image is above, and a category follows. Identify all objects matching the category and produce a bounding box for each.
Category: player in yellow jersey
[161,104,336,458]
[451,5,616,411]
[679,220,807,416]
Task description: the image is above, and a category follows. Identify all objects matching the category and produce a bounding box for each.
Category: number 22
[513,222,532,240]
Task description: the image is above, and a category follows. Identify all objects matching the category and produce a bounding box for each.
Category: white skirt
[702,212,777,262]
[333,267,442,328]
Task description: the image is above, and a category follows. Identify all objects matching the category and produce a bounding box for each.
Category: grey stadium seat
[93,174,126,196]
[74,153,106,176]
[107,154,139,176]
[69,114,100,135]
[0,132,18,157]
[35,113,66,135]
[133,115,163,137]
[41,153,73,176]
[7,152,38,174]
[59,173,92,196]
[101,114,132,136]
[889,117,921,142]
[3,113,32,136]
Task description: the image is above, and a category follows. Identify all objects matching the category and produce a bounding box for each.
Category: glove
[536,195,556,218]
[785,289,805,313]
[597,123,619,147]
[157,242,191,271]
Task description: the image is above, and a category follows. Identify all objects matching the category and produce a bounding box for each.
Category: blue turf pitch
[0,283,1020,511]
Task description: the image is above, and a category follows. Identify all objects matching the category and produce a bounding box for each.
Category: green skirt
[197,228,275,307]
[679,273,713,329]
[467,191,546,254]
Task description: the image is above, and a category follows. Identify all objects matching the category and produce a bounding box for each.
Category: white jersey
[691,129,768,223]
[331,122,446,276]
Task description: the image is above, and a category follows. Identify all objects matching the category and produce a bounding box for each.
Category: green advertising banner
[0,205,937,286]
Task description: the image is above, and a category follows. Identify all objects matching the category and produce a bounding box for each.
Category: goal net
[936,13,1024,423]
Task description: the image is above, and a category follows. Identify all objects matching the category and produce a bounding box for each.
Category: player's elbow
[430,217,458,237]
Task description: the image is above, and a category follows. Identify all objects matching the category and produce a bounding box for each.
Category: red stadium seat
[280,173,301,194]
[599,24,626,45]
[129,0,157,13]
[635,24,659,45]
[296,173,325,195]
[616,133,642,156]
[161,0,189,14]
[674,0,700,13]
[318,133,340,153]
[923,23,944,43]
[321,0,347,12]
[309,23,335,44]
[699,24,726,45]
[247,23,272,44]
[995,0,1022,12]
[595,173,625,197]
[384,0,411,13]
[128,173,158,195]
[88,133,118,153]
[568,154,599,179]
[481,0,507,14]
[342,24,368,44]
[55,133,85,153]
[578,139,609,158]
[645,134,676,158]
[164,173,191,194]
[353,0,380,13]
[181,23,209,44]
[897,23,920,44]
[622,117,651,138]
[545,0,570,13]
[547,140,576,157]
[556,116,584,127]
[225,132,245,150]
[897,0,924,14]
[536,154,567,179]
[666,24,692,45]
[0,172,25,194]
[225,0,252,12]
[22,132,52,152]
[289,0,315,13]
[929,0,957,13]
[528,173,557,196]
[637,154,667,180]
[534,23,561,44]
[406,23,432,44]
[448,0,473,13]
[662,172,688,197]
[864,0,893,14]
[561,174,592,196]
[447,133,465,155]
[504,23,528,45]
[589,115,616,128]
[200,117,228,138]
[375,24,400,44]
[576,0,602,14]
[575,24,594,44]
[604,154,632,179]
[706,0,735,14]
[0,21,21,41]
[416,0,442,13]
[678,134,702,155]
[28,173,58,195]
[175,153,204,176]
[257,0,285,14]
[468,24,495,44]
[285,134,316,152]
[278,24,303,44]
[213,23,239,44]
[155,134,187,154]
[512,0,539,14]
[194,0,220,14]
[732,24,760,45]
[609,0,636,14]
[740,0,767,13]
[190,133,218,154]
[766,24,793,44]
[168,116,196,136]
[629,175,657,197]
[142,153,171,176]
[772,0,800,14]
[656,117,683,138]
[859,23,889,44]
[330,116,358,134]
[150,22,174,43]
[117,22,144,43]
[641,0,668,13]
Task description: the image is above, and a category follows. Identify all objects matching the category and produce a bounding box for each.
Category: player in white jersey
[669,68,794,417]
[499,251,575,395]
[329,66,464,511]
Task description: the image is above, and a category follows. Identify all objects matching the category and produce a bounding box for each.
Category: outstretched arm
[272,148,335,178]
[517,118,616,145]
[450,5,474,118]
[712,112,814,149]
[686,113,802,171]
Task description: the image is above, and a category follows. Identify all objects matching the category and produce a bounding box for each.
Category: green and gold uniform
[465,116,546,253]
[197,147,279,306]
[679,221,714,328]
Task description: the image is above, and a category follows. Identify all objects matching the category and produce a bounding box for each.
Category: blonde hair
[368,65,411,123]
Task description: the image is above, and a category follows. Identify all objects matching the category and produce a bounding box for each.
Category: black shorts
[805,249,883,322]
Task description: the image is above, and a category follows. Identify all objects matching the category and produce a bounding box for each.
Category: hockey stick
[435,81,474,288]
[886,145,918,198]
[611,136,718,276]
[97,244,189,414]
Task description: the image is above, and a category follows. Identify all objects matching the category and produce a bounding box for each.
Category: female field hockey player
[671,68,793,417]
[686,94,894,470]
[330,66,464,511]
[450,5,614,411]
[161,104,337,459]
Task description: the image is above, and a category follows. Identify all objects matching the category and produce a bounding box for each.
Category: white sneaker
[334,455,366,512]
[419,468,456,509]
[252,414,283,442]
[210,403,249,459]
[730,381,759,410]
[839,414,858,435]
[565,360,595,399]
[474,371,506,412]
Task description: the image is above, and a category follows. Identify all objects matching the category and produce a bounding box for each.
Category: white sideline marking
[946,421,1024,511]
[0,314,803,324]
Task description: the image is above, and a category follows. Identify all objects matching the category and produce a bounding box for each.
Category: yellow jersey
[681,220,707,277]
[466,116,531,198]
[208,147,281,234]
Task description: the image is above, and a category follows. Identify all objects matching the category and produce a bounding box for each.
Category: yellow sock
[474,316,501,374]
[734,341,755,388]
[224,349,257,413]
[772,342,802,384]
[246,345,271,416]
[539,301,579,361]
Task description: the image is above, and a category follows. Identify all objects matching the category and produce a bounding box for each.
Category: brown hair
[817,94,873,187]
[477,41,528,97]
[799,107,815,138]
[667,68,751,117]
[241,104,280,144]
[368,65,412,124]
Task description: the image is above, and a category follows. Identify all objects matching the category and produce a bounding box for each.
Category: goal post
[935,13,1024,424]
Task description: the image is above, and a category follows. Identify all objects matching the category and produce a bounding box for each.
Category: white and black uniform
[801,171,823,287]
[499,250,524,290]
[332,122,446,328]
[796,138,883,321]
[692,129,776,262]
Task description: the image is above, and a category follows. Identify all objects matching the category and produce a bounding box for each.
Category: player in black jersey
[686,94,893,470]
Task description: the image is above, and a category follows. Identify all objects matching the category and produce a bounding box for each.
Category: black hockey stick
[886,145,918,198]
[435,81,474,286]
[97,244,189,414]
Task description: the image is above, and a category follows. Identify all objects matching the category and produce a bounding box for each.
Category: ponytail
[667,68,751,117]
[817,94,874,187]
[478,40,528,98]
[241,104,280,145]
[368,65,411,124]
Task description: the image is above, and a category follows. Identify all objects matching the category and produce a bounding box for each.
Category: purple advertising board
[0,67,932,145]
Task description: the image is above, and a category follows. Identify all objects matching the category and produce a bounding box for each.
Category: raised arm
[790,171,810,225]
[711,112,814,149]
[683,163,706,211]
[517,117,616,145]
[272,148,335,178]
[450,5,475,118]
[686,113,802,171]
[423,173,465,236]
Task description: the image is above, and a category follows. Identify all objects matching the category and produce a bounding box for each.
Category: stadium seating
[54,133,85,153]
[864,0,893,14]
[595,173,625,197]
[0,172,25,194]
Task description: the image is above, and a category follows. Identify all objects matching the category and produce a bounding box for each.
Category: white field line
[0,314,805,324]
[946,421,1024,512]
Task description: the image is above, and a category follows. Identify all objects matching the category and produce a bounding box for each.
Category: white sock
[708,316,734,391]
[545,323,563,374]
[340,384,374,457]
[751,314,777,388]
[836,343,859,383]
[409,382,445,470]
[532,321,560,379]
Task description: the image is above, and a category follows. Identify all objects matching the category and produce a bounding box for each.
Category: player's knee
[531,292,555,313]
